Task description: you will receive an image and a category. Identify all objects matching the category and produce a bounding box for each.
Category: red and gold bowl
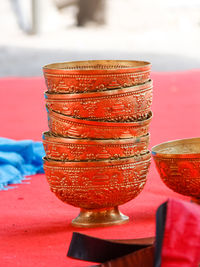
[152,137,200,205]
[42,131,150,161]
[45,80,153,122]
[43,60,151,93]
[47,108,152,139]
[43,152,151,227]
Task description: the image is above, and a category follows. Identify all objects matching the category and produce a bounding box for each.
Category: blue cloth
[0,138,45,190]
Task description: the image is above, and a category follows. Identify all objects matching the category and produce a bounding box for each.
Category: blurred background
[1,0,200,76]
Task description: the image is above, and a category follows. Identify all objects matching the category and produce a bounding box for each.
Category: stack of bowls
[42,60,153,227]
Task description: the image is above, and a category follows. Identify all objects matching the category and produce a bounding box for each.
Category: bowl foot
[71,206,129,228]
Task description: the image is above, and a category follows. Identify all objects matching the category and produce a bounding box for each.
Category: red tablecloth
[0,71,200,267]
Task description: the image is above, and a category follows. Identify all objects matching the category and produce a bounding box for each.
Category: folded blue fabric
[0,138,45,190]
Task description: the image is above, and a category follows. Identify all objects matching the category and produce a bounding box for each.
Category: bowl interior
[152,137,200,156]
[43,60,151,71]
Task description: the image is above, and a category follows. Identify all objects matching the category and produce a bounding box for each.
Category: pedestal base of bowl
[191,198,200,205]
[71,207,129,228]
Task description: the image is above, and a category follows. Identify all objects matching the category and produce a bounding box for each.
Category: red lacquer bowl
[42,131,150,161]
[152,138,200,205]
[43,60,151,93]
[45,80,153,122]
[43,152,151,226]
[47,108,152,139]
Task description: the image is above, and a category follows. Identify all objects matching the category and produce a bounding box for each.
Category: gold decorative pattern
[47,109,152,139]
[43,133,149,161]
[153,156,200,198]
[44,71,150,93]
[43,156,151,209]
[45,85,153,122]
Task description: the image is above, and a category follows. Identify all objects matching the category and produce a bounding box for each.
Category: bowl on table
[43,60,151,93]
[152,137,200,204]
[47,108,152,139]
[43,151,151,227]
[43,131,150,161]
[45,80,153,122]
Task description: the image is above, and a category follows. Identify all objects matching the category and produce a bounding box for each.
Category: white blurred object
[106,0,200,32]
[165,0,200,7]
[33,0,67,33]
[11,0,32,33]
[9,0,67,34]
[0,1,22,35]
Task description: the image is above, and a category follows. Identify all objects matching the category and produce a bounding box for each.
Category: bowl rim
[151,137,200,158]
[48,108,153,127]
[42,131,150,144]
[43,151,151,167]
[45,80,153,99]
[43,60,151,73]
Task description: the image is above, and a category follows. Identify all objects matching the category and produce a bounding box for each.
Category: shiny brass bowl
[43,60,151,93]
[43,152,151,227]
[45,80,153,122]
[43,131,150,161]
[47,108,152,139]
[152,137,200,204]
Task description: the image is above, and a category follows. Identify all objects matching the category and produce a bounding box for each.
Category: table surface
[1,71,200,267]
